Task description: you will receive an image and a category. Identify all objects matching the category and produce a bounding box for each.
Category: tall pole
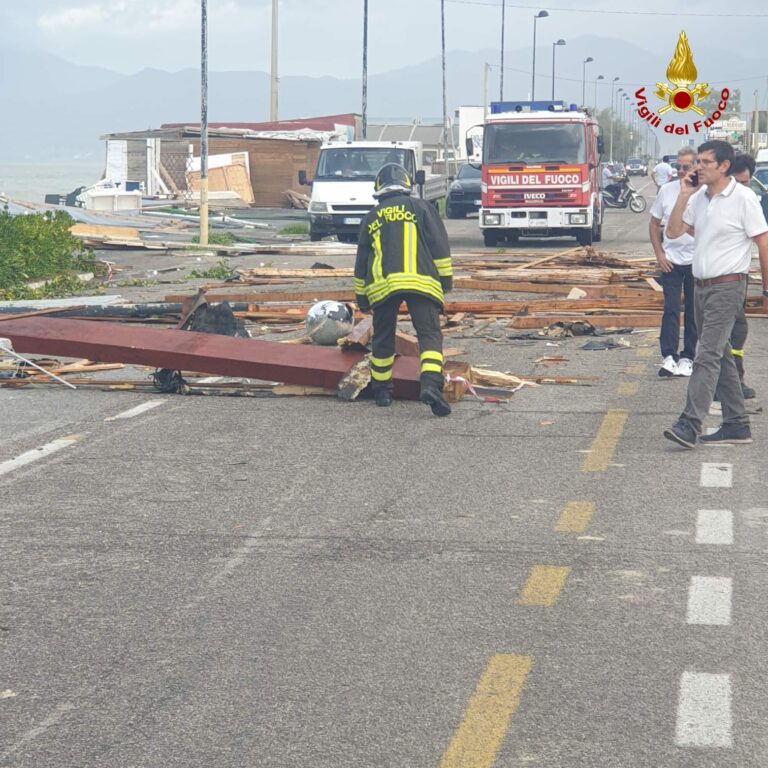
[581,57,593,106]
[270,0,278,121]
[499,0,505,101]
[200,0,209,246]
[609,78,619,162]
[531,13,546,101]
[483,63,490,118]
[551,40,564,101]
[551,43,556,101]
[594,75,603,112]
[441,0,448,168]
[754,89,759,153]
[362,0,368,138]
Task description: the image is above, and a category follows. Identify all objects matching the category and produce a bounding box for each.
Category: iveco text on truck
[298,141,448,243]
[467,101,604,247]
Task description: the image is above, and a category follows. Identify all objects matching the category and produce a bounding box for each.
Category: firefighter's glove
[440,277,453,293]
[356,294,371,313]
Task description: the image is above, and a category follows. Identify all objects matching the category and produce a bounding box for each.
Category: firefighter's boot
[419,374,451,417]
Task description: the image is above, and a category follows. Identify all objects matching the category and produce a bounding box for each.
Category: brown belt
[694,273,747,288]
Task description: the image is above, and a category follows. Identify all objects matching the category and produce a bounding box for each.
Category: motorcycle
[601,175,647,213]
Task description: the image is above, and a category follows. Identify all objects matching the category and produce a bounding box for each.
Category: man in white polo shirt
[649,146,698,378]
[652,158,674,191]
[663,140,768,448]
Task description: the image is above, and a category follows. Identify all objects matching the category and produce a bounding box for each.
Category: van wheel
[310,230,323,242]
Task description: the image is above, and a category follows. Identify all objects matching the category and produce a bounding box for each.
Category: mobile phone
[689,171,699,187]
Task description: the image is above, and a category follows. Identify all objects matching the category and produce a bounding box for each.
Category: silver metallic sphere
[305,300,354,345]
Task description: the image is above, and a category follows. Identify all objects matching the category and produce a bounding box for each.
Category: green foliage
[279,224,309,235]
[191,231,235,245]
[0,207,96,296]
[186,260,233,280]
[0,274,104,301]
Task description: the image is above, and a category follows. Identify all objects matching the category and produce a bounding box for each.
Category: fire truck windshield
[484,123,586,165]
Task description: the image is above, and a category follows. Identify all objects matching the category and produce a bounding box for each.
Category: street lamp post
[609,77,620,162]
[500,0,506,100]
[531,10,549,101]
[362,0,368,138]
[581,57,593,106]
[593,74,604,111]
[551,39,566,101]
[200,0,209,246]
[270,0,278,121]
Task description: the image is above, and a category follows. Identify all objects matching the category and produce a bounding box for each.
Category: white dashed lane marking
[686,576,732,626]
[0,436,83,478]
[700,463,732,488]
[675,672,732,748]
[696,510,733,545]
[105,400,166,421]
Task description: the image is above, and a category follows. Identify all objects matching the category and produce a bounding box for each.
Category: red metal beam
[0,317,422,399]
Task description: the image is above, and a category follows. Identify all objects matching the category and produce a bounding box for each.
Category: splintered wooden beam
[164,289,355,304]
[0,317,423,399]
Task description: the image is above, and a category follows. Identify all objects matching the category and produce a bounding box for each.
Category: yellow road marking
[582,409,629,472]
[555,501,595,533]
[617,382,639,396]
[635,347,653,358]
[440,654,533,768]
[625,364,645,376]
[516,565,571,607]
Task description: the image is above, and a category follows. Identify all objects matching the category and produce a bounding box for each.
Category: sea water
[0,161,103,204]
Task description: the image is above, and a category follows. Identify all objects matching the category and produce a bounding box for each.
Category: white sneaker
[658,355,678,378]
[676,358,693,377]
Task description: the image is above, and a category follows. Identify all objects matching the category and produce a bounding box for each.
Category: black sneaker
[420,388,451,417]
[663,420,697,449]
[699,424,752,445]
[375,390,393,407]
[742,383,756,400]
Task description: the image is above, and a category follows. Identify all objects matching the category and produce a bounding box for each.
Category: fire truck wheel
[483,230,501,247]
[576,229,593,246]
[593,217,603,243]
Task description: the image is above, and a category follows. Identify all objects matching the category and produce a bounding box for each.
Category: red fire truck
[469,101,604,247]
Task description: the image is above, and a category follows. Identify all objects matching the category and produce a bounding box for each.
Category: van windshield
[484,123,586,165]
[315,148,416,180]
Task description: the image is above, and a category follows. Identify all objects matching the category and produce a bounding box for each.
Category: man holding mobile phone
[663,140,768,448]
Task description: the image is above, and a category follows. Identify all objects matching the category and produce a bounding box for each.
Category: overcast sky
[2,0,767,78]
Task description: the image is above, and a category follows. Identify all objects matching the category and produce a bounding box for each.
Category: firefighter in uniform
[354,164,453,416]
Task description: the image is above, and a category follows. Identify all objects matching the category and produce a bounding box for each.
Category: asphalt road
[3,178,768,766]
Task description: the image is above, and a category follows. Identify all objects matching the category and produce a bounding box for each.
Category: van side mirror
[298,170,308,186]
[414,169,426,186]
[465,138,474,158]
[597,136,605,156]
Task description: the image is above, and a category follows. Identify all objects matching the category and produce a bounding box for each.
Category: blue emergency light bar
[490,100,578,114]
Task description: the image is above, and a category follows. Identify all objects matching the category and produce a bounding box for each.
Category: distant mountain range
[1,36,764,162]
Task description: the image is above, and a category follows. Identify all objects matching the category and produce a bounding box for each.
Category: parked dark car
[625,157,647,176]
[446,164,482,219]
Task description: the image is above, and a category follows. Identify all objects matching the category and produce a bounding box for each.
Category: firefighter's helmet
[373,163,413,198]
